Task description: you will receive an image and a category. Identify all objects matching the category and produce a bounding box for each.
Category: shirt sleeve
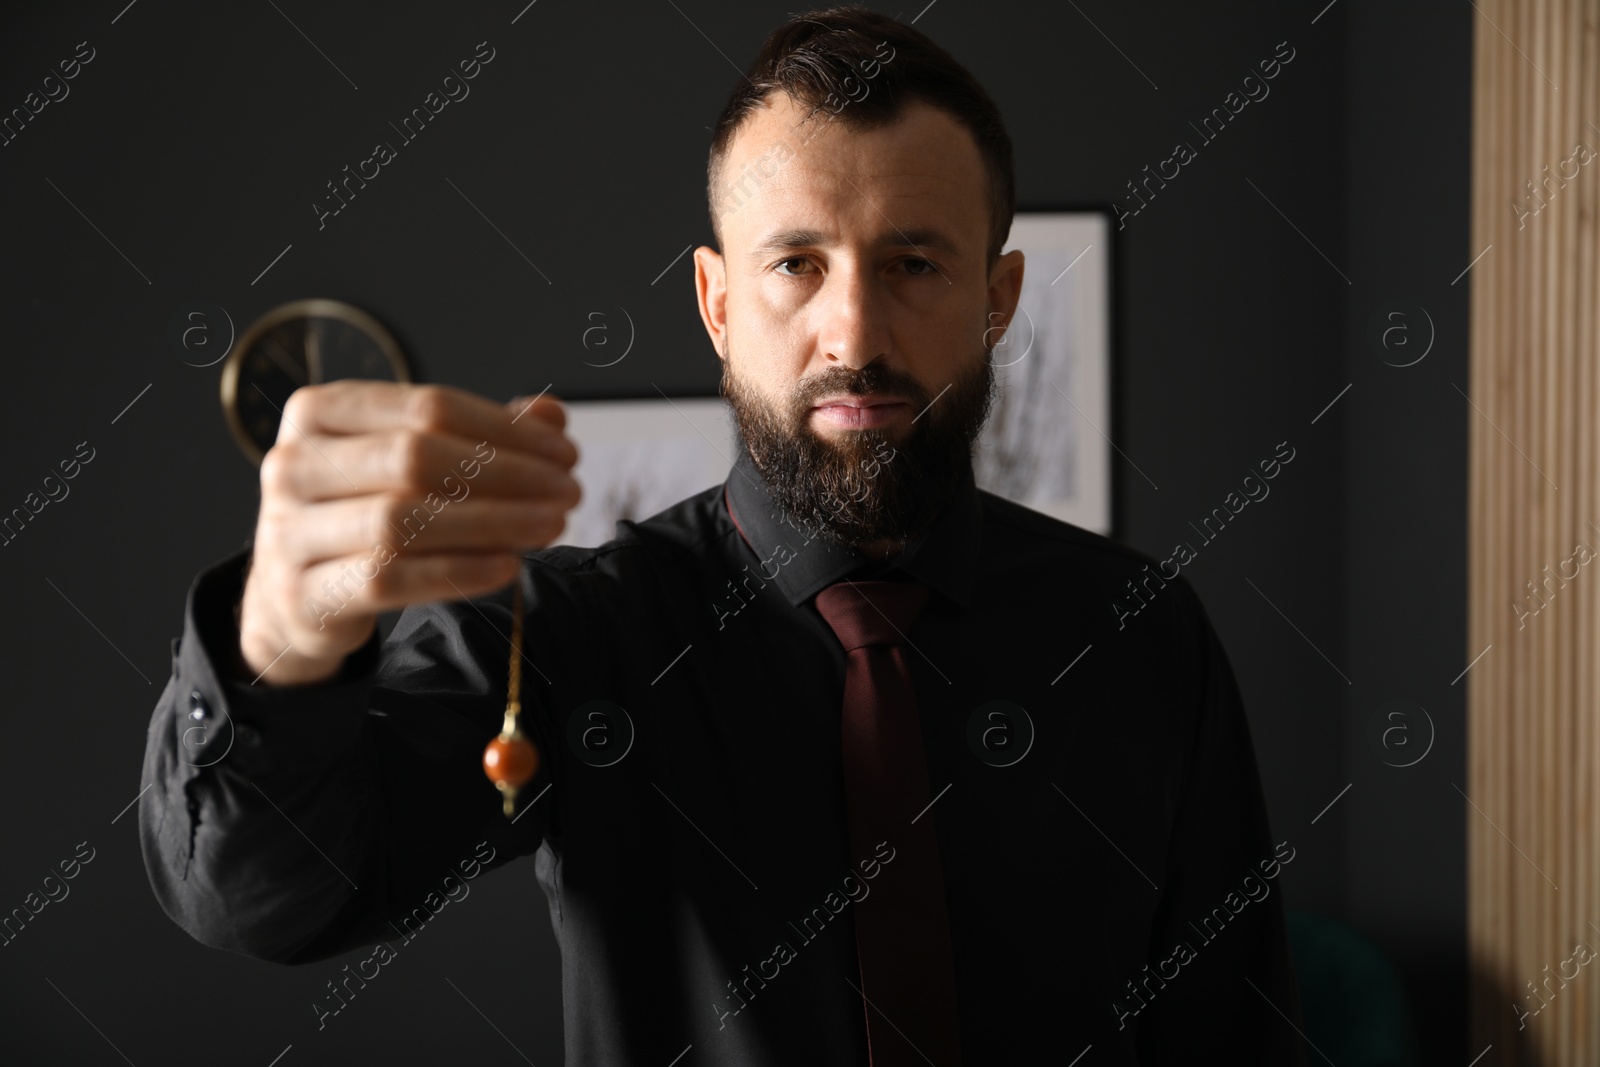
[1131,576,1310,1065]
[137,543,557,966]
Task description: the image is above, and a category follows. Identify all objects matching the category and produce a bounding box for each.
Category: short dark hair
[706,4,1015,267]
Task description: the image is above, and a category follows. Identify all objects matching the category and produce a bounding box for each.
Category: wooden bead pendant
[485,711,539,817]
[483,580,540,817]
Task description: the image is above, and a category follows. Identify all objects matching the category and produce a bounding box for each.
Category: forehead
[718,92,988,255]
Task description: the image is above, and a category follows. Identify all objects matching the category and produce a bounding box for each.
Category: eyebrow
[747,227,963,259]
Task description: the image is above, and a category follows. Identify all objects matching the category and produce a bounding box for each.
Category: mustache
[790,367,928,411]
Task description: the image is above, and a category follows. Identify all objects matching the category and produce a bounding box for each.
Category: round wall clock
[220,298,413,465]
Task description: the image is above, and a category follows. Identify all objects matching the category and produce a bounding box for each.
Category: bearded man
[139,6,1306,1064]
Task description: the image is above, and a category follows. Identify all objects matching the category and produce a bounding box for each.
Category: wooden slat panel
[1469,2,1600,1062]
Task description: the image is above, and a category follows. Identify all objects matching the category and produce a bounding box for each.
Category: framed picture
[550,395,734,549]
[550,207,1116,549]
[972,208,1114,536]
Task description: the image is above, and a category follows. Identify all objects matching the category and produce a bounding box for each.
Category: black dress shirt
[139,440,1308,1065]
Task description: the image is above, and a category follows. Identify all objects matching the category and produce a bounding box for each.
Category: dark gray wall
[1339,2,1471,1059]
[0,1,1468,1063]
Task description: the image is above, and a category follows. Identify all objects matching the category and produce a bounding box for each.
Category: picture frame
[550,394,734,550]
[972,207,1115,537]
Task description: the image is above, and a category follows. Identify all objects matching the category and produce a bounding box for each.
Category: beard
[720,338,996,553]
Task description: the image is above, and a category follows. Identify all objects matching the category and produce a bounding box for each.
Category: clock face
[221,299,411,465]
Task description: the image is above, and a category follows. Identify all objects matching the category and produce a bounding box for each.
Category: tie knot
[812,579,931,652]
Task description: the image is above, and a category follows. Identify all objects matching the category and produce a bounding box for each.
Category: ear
[694,246,729,362]
[984,249,1026,345]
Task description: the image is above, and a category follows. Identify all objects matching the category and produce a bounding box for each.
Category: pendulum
[483,579,540,817]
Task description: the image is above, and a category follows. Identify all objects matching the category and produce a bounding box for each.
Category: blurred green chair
[1287,909,1422,1066]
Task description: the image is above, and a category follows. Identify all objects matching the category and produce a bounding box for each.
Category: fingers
[261,426,581,504]
[244,381,584,674]
[259,495,574,568]
[507,392,568,433]
[277,381,578,469]
[286,551,524,640]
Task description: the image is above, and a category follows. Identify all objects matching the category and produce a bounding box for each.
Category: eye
[902,258,937,276]
[773,256,813,276]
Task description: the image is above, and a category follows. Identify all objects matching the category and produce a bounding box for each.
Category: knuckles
[404,384,453,433]
[375,493,423,545]
[253,510,294,559]
[258,443,300,499]
[279,386,319,436]
[388,429,434,487]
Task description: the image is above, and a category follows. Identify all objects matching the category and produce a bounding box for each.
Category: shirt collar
[722,437,982,608]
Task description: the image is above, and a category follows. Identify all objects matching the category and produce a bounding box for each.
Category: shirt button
[189,689,212,722]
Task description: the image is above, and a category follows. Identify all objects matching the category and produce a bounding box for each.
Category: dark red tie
[812,579,963,1066]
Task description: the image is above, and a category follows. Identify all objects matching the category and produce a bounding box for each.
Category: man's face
[694,92,1025,553]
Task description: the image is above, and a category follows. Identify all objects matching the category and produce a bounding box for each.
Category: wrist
[237,617,345,688]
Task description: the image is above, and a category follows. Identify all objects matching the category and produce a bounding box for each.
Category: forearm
[138,546,387,963]
[137,545,548,966]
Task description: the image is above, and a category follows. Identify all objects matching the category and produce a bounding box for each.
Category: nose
[817,260,891,370]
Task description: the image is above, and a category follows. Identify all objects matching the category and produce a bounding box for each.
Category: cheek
[919,307,985,370]
[732,304,814,378]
